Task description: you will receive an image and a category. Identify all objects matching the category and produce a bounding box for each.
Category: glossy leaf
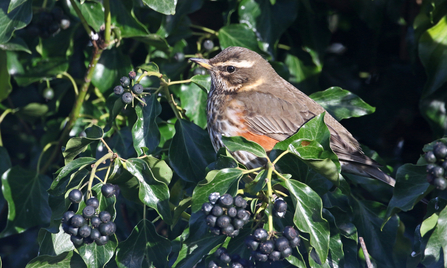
[281,179,330,263]
[77,0,104,32]
[351,198,398,267]
[0,167,51,238]
[13,58,69,87]
[116,219,171,268]
[0,50,11,102]
[143,0,176,15]
[104,94,126,133]
[422,206,447,267]
[190,74,211,93]
[221,135,267,159]
[169,119,216,183]
[25,251,86,268]
[385,164,431,224]
[191,168,243,213]
[143,155,173,185]
[110,0,149,38]
[37,225,74,256]
[77,236,118,268]
[91,48,133,93]
[62,138,95,164]
[132,94,162,155]
[0,36,30,53]
[310,87,376,121]
[124,158,172,224]
[238,0,298,54]
[48,157,95,196]
[218,24,261,52]
[0,0,32,44]
[419,15,447,97]
[179,82,207,129]
[84,125,104,140]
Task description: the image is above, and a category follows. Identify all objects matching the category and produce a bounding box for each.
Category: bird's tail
[341,161,396,186]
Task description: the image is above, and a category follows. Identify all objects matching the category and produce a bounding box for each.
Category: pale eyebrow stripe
[212,60,255,68]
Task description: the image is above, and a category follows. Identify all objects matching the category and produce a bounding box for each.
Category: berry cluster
[425,142,447,190]
[202,193,250,237]
[62,186,117,247]
[245,226,300,262]
[209,247,254,268]
[114,71,144,104]
[26,8,70,39]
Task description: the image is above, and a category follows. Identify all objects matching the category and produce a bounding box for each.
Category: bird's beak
[190,58,212,70]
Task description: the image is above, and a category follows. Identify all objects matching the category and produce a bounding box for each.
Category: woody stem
[266,161,274,234]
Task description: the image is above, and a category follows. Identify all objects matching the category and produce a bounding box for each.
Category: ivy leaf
[104,94,125,133]
[351,198,398,267]
[179,82,208,129]
[13,58,69,87]
[0,36,31,53]
[48,157,95,196]
[77,236,118,268]
[37,225,74,256]
[191,168,243,213]
[124,158,172,224]
[221,135,267,159]
[0,50,12,102]
[115,219,172,268]
[110,0,149,38]
[169,119,216,183]
[0,167,52,238]
[62,138,95,164]
[190,74,211,93]
[25,251,86,268]
[0,0,32,44]
[281,179,330,264]
[310,87,376,121]
[132,94,162,155]
[422,206,447,267]
[385,164,431,225]
[218,24,262,53]
[142,0,177,15]
[91,48,133,93]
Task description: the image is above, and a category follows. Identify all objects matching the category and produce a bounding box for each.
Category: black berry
[70,235,83,247]
[60,17,70,30]
[209,227,220,235]
[90,228,101,240]
[122,92,133,104]
[434,177,447,190]
[95,235,109,246]
[114,85,124,95]
[274,198,287,213]
[253,228,268,242]
[283,226,298,240]
[101,183,116,198]
[253,251,268,262]
[68,189,82,203]
[289,236,300,247]
[232,218,245,229]
[432,166,444,178]
[275,237,289,251]
[216,215,231,228]
[68,226,79,236]
[234,196,247,208]
[245,235,259,250]
[237,209,250,222]
[425,151,437,163]
[214,247,226,258]
[62,211,75,223]
[79,224,92,238]
[132,84,143,95]
[70,215,85,228]
[221,225,235,236]
[281,247,292,258]
[128,71,137,80]
[269,251,281,261]
[220,252,232,263]
[120,76,131,87]
[202,202,213,215]
[174,52,185,62]
[99,211,112,223]
[259,240,274,254]
[219,193,234,207]
[82,205,95,218]
[91,216,101,228]
[211,205,223,217]
[434,142,447,159]
[208,260,218,268]
[86,197,99,209]
[205,215,217,227]
[209,192,220,205]
[227,207,237,218]
[99,222,115,236]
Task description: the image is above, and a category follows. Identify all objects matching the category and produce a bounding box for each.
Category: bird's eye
[226,66,236,73]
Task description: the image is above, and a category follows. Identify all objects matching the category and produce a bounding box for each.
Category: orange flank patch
[238,131,279,151]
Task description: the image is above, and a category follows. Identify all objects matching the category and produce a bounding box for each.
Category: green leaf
[218,24,262,52]
[284,52,321,93]
[179,82,208,129]
[310,87,376,121]
[116,219,171,268]
[191,168,243,213]
[0,36,30,53]
[238,0,298,54]
[25,251,86,268]
[132,94,162,155]
[110,0,149,38]
[16,103,48,119]
[422,206,447,267]
[138,62,159,73]
[280,179,329,263]
[0,50,11,102]
[84,125,104,140]
[0,0,32,44]
[143,155,173,185]
[0,167,51,238]
[37,226,74,256]
[419,15,447,97]
[48,157,95,196]
[169,119,216,183]
[124,158,172,224]
[62,138,95,164]
[13,58,69,87]
[351,198,398,267]
[385,164,431,224]
[275,113,340,184]
[77,236,118,268]
[78,0,104,32]
[173,233,226,268]
[104,94,125,133]
[91,48,133,93]
[143,0,176,15]
[190,74,211,93]
[221,136,267,158]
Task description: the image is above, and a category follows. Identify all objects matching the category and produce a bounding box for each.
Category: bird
[190,46,395,186]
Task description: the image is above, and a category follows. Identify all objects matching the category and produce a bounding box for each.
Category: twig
[359,237,373,268]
